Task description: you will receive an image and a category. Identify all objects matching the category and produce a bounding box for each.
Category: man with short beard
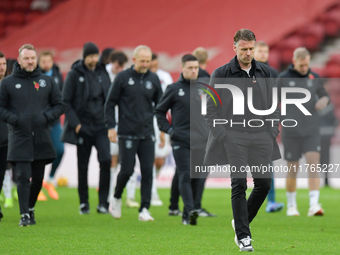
[61,42,112,215]
[105,45,163,221]
[0,44,64,226]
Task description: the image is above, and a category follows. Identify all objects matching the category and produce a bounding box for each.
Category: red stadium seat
[326,54,340,67]
[0,13,7,26]
[0,0,13,12]
[0,28,6,38]
[268,49,281,71]
[298,22,325,51]
[26,11,44,23]
[325,64,340,78]
[277,36,304,64]
[319,10,340,37]
[13,0,32,12]
[7,12,26,26]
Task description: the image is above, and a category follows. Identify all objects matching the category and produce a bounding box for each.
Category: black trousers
[224,130,272,240]
[169,148,207,211]
[172,146,200,220]
[0,146,7,194]
[114,137,154,212]
[13,160,46,215]
[77,129,111,207]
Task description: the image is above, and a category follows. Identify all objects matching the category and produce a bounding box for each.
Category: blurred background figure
[38,50,64,201]
[254,41,284,213]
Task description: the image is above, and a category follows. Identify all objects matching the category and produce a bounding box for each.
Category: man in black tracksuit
[0,52,8,221]
[61,42,111,214]
[155,54,209,225]
[0,44,64,226]
[105,45,162,221]
[276,47,329,217]
[204,29,281,252]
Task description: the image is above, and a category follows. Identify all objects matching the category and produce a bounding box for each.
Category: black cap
[83,42,99,59]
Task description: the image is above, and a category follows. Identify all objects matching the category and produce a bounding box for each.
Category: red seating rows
[0,0,67,38]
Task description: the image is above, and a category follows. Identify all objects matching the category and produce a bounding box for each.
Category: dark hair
[99,47,115,65]
[5,59,16,76]
[109,51,128,66]
[0,52,4,58]
[152,53,158,61]
[181,54,198,66]
[234,29,256,45]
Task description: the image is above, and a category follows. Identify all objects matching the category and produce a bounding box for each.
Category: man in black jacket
[105,45,162,221]
[0,51,7,221]
[276,47,329,217]
[39,50,64,200]
[204,29,281,252]
[0,44,64,226]
[61,42,112,215]
[156,54,209,225]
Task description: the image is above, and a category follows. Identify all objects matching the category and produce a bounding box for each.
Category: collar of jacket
[71,59,105,74]
[129,65,150,78]
[288,64,311,78]
[229,55,260,74]
[177,73,191,84]
[12,61,42,78]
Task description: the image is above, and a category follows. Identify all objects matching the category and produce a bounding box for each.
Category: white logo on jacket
[178,88,185,96]
[125,140,133,149]
[15,84,21,89]
[128,78,134,85]
[79,76,85,82]
[54,77,59,84]
[145,81,153,90]
[39,79,46,87]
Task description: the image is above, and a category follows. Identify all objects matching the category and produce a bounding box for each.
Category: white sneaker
[138,208,154,221]
[151,198,163,206]
[109,198,122,219]
[286,206,300,216]
[239,236,254,252]
[231,219,239,247]
[126,199,140,208]
[307,204,324,217]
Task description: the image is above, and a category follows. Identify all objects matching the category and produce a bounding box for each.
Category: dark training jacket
[61,60,111,144]
[0,62,64,163]
[105,65,162,139]
[155,74,209,149]
[276,65,329,137]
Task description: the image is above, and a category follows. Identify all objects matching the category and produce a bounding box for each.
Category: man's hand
[315,96,329,111]
[108,128,117,143]
[159,132,165,148]
[75,124,81,134]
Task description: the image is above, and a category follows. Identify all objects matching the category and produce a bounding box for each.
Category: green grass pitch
[0,187,339,254]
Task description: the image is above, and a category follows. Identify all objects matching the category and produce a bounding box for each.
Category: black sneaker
[198,208,217,217]
[168,209,182,216]
[19,215,30,227]
[239,236,254,252]
[29,210,36,225]
[79,203,90,215]
[189,210,198,225]
[0,206,3,221]
[97,204,108,214]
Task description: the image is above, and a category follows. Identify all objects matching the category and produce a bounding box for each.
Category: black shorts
[282,135,321,161]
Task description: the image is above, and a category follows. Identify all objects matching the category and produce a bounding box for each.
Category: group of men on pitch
[0,28,330,252]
